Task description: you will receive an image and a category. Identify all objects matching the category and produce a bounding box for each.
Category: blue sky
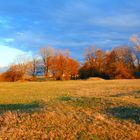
[0,0,140,67]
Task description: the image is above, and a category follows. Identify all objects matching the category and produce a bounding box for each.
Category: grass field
[0,80,140,139]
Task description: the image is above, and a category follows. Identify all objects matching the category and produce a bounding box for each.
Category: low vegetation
[0,80,140,139]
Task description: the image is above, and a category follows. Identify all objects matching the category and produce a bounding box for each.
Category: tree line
[0,48,79,81]
[0,36,140,81]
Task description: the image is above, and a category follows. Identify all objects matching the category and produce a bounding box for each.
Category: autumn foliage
[50,51,79,80]
[1,65,26,82]
[0,48,79,81]
[1,36,140,81]
[79,45,139,79]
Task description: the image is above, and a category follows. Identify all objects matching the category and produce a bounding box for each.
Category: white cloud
[0,45,31,67]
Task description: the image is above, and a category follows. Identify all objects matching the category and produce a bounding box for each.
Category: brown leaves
[80,46,135,79]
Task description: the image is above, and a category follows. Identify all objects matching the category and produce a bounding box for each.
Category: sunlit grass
[0,79,140,139]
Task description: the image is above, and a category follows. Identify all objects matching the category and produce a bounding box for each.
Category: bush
[1,65,24,82]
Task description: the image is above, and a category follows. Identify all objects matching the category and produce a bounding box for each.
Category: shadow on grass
[107,106,140,124]
[110,90,140,98]
[59,95,113,109]
[59,96,102,107]
[0,101,44,114]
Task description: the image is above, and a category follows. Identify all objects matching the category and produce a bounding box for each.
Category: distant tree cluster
[80,36,140,79]
[79,46,134,79]
[40,47,79,80]
[0,47,79,81]
[0,35,140,81]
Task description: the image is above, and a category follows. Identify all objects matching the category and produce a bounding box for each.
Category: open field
[0,80,140,139]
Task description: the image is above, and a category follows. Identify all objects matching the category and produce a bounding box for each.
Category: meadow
[0,79,140,139]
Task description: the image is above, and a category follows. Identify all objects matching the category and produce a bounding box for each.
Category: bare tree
[27,55,39,80]
[40,46,54,78]
[13,54,30,80]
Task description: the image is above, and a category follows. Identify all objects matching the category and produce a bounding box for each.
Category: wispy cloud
[0,0,140,66]
[0,16,13,29]
[88,14,140,28]
[0,38,15,43]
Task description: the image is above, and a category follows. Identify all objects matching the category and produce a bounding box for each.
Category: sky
[0,0,140,67]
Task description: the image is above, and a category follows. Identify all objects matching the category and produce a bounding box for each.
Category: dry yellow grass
[0,79,140,139]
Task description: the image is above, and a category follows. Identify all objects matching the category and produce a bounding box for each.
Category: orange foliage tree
[50,50,79,80]
[80,46,135,79]
[2,65,26,82]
